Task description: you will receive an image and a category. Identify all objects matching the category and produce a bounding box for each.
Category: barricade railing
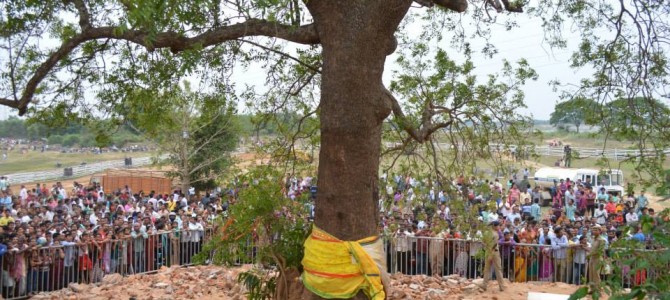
[2,230,661,299]
[0,228,215,300]
[383,235,665,289]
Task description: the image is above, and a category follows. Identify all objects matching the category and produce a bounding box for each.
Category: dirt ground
[30,265,601,300]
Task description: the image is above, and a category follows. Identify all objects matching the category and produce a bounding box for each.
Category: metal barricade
[1,229,663,300]
[0,228,213,300]
[383,235,665,289]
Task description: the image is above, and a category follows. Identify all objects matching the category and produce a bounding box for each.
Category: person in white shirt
[500,203,512,218]
[18,210,31,223]
[151,207,161,220]
[180,196,188,209]
[40,207,55,222]
[187,215,205,258]
[506,206,522,223]
[626,210,639,224]
[0,176,8,192]
[551,227,570,283]
[148,196,158,210]
[439,204,450,220]
[593,204,608,225]
[572,235,590,285]
[89,212,98,226]
[58,187,68,199]
[394,226,414,274]
[19,185,28,203]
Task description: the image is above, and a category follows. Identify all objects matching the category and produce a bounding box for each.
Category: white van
[533,167,625,195]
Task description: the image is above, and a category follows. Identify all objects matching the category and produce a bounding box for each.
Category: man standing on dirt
[564,145,572,167]
[480,221,505,291]
[636,190,648,213]
[587,225,606,288]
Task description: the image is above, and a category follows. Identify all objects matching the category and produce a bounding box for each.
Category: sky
[0,6,613,121]
[203,9,599,121]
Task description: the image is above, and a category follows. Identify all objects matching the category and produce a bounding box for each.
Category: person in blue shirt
[636,191,648,213]
[565,199,577,222]
[530,198,542,222]
[631,225,646,243]
[0,191,12,209]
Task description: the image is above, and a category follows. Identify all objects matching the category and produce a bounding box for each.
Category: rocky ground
[30,265,251,300]
[28,265,593,300]
[388,273,590,300]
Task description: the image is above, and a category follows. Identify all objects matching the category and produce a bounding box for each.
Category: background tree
[122,83,239,193]
[549,97,599,133]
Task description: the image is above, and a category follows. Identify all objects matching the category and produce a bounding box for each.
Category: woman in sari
[11,237,28,297]
[78,234,93,284]
[526,240,539,281]
[453,240,469,277]
[539,238,554,281]
[514,240,529,282]
[50,239,65,291]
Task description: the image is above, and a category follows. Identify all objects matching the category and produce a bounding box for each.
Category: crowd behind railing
[0,228,215,299]
[382,236,664,287]
[0,172,668,299]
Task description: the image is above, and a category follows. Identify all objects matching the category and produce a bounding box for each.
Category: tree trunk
[181,171,190,196]
[300,1,412,299]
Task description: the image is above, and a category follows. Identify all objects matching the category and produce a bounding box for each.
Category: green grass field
[0,150,155,174]
[531,131,635,149]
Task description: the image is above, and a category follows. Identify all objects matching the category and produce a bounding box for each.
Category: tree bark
[301,2,412,298]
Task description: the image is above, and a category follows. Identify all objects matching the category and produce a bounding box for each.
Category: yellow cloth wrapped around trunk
[301,226,388,299]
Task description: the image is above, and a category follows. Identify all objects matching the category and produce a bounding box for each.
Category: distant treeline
[0,117,145,147]
[0,114,292,147]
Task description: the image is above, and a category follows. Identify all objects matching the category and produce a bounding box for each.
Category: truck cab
[575,169,624,195]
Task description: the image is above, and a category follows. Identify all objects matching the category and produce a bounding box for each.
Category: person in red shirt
[605,198,617,214]
[508,184,521,206]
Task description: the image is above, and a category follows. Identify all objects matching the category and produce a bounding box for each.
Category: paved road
[4,156,156,185]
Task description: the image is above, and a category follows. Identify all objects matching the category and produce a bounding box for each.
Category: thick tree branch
[414,0,523,13]
[414,0,468,12]
[500,0,523,13]
[382,85,453,143]
[63,0,92,30]
[487,0,503,13]
[5,19,320,115]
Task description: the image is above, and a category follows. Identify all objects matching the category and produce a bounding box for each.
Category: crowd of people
[0,179,223,298]
[379,173,666,288]
[0,169,666,297]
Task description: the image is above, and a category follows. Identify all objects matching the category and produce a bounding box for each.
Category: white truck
[533,167,625,195]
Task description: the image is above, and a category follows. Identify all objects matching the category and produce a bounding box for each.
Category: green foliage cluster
[193,166,311,299]
[569,211,670,300]
[382,43,538,184]
[119,82,240,190]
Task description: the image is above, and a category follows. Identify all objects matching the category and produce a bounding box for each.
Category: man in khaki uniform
[587,225,606,287]
[481,221,505,291]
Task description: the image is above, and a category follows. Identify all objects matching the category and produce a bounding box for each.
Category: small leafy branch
[194,165,311,300]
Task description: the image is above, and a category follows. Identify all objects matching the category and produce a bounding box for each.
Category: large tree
[549,97,598,133]
[1,0,669,298]
[122,83,238,193]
